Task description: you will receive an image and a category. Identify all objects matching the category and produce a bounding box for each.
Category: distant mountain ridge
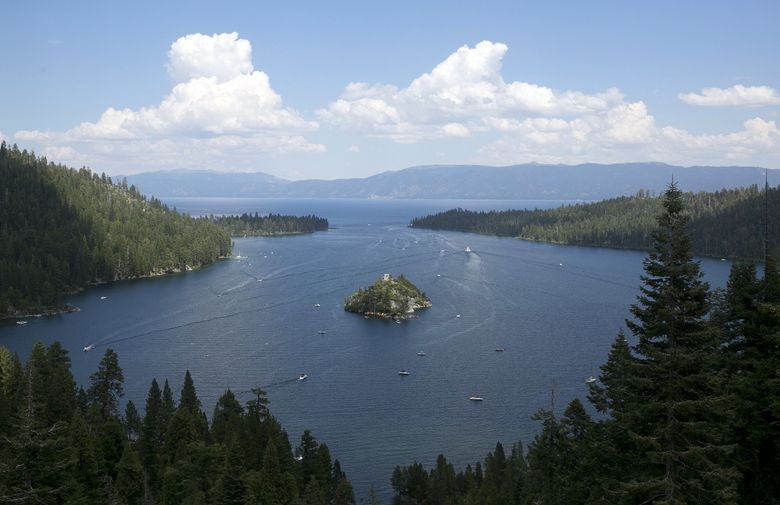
[124,163,780,200]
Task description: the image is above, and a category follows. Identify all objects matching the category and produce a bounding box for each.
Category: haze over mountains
[124,163,780,201]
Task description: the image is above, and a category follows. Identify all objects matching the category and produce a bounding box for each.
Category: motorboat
[314,303,321,307]
[465,246,472,253]
[495,347,505,352]
[100,296,107,300]
[318,330,327,335]
[469,395,483,401]
[417,351,426,357]
[83,344,94,352]
[16,320,27,325]
[585,376,597,384]
[456,314,461,318]
[398,370,410,376]
[298,374,308,381]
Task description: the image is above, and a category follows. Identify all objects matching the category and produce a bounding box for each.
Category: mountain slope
[0,143,232,318]
[410,185,780,261]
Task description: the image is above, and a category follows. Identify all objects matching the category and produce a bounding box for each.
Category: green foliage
[211,212,328,236]
[410,185,780,261]
[0,342,350,505]
[393,184,780,505]
[344,274,431,318]
[0,141,232,318]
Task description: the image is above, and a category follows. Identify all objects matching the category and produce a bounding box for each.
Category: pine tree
[179,370,200,413]
[245,440,298,505]
[211,389,243,446]
[87,348,124,421]
[140,378,162,483]
[619,182,738,504]
[124,400,141,441]
[720,257,780,503]
[115,443,144,505]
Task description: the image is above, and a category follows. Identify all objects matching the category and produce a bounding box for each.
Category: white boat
[314,303,321,307]
[456,314,461,318]
[398,370,410,376]
[318,330,327,335]
[83,344,94,352]
[469,395,483,401]
[436,274,441,277]
[294,455,303,462]
[465,246,472,253]
[585,376,597,384]
[495,347,505,352]
[417,351,426,357]
[100,296,107,300]
[298,374,308,381]
[16,320,28,325]
[395,319,402,324]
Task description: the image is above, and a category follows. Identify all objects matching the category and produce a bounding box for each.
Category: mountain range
[123,163,780,200]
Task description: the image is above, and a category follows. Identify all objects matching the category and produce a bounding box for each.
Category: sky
[1,0,779,180]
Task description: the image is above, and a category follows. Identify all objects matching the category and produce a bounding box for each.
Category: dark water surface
[0,198,732,498]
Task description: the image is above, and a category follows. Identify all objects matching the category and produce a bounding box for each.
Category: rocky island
[344,274,431,320]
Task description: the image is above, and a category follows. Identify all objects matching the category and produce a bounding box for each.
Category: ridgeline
[0,142,231,319]
[409,185,780,261]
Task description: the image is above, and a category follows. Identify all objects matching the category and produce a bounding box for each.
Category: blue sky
[1,0,779,179]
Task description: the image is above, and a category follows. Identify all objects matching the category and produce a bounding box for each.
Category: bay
[0,198,732,499]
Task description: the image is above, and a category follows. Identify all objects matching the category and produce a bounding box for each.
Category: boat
[83,344,94,352]
[294,455,303,462]
[298,374,308,381]
[318,330,327,335]
[398,370,410,376]
[436,274,441,277]
[417,351,426,357]
[16,320,28,325]
[395,319,402,324]
[314,303,321,307]
[465,246,472,253]
[100,296,107,300]
[456,314,461,318]
[469,395,484,401]
[495,347,505,352]
[585,376,597,384]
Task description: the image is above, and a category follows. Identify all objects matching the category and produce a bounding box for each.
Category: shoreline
[1,257,229,322]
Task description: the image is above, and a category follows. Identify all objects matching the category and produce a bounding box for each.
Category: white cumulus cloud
[167,32,254,84]
[678,84,780,107]
[318,41,623,142]
[14,32,322,173]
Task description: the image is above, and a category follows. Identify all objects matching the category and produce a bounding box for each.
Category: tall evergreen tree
[87,348,124,421]
[619,182,738,504]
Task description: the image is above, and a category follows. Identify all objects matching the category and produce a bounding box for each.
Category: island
[344,274,431,320]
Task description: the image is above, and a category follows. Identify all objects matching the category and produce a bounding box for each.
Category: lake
[0,198,732,499]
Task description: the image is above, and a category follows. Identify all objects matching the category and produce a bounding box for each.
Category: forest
[392,184,780,504]
[0,142,232,319]
[409,185,780,261]
[210,213,328,237]
[0,343,354,505]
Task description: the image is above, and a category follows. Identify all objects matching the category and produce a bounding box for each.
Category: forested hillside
[212,213,328,236]
[393,185,780,505]
[0,142,232,319]
[410,185,780,260]
[0,344,354,504]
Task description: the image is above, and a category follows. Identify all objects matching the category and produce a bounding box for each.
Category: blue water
[0,198,732,499]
